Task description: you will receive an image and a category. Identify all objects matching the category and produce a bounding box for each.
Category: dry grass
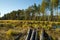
[0,20,60,40]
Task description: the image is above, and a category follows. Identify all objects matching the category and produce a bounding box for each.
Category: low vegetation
[0,20,60,40]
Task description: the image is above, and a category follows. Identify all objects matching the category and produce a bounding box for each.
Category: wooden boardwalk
[25,29,52,40]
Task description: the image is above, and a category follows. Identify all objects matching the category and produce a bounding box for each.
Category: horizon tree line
[0,0,60,21]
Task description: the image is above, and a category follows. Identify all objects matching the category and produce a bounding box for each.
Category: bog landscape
[0,0,60,40]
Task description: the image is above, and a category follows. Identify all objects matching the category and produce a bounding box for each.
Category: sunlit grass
[0,20,60,40]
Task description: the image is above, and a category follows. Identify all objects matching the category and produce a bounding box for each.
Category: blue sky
[0,0,42,17]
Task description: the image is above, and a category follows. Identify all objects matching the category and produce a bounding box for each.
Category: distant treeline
[0,3,41,20]
[0,0,60,21]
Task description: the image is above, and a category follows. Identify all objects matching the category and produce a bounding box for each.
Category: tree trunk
[57,6,58,22]
[50,2,54,21]
[50,8,53,21]
[43,13,44,21]
[32,13,35,20]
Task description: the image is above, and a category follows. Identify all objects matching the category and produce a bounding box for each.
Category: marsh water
[52,25,60,29]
